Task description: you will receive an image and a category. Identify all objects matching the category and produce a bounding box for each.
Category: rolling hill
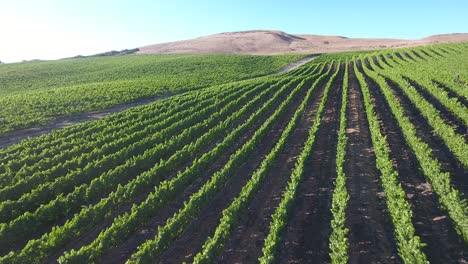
[138,30,468,55]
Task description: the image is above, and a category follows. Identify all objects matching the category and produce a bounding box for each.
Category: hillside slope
[138,30,468,55]
[0,54,302,135]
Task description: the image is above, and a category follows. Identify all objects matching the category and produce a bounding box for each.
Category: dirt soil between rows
[345,63,401,264]
[277,56,317,73]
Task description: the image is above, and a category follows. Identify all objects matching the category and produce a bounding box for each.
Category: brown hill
[137,30,468,55]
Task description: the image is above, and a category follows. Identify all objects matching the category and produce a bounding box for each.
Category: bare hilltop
[138,30,468,55]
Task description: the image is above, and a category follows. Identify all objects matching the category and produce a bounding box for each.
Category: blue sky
[1,0,467,62]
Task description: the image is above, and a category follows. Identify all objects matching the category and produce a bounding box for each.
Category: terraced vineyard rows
[0,42,467,263]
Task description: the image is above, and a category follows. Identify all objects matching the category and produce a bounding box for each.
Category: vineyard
[0,42,467,263]
[0,54,302,135]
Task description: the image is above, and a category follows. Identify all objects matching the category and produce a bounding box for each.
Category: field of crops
[0,54,302,135]
[0,43,467,263]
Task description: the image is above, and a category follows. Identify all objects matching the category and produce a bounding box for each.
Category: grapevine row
[328,61,350,264]
[354,59,427,263]
[258,62,340,263]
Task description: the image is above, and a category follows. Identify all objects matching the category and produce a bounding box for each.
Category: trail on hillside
[277,56,317,73]
[0,58,317,149]
[0,95,171,150]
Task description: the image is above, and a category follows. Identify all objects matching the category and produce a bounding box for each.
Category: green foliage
[0,54,303,134]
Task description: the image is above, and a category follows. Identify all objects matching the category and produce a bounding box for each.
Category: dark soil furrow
[431,80,468,108]
[401,76,468,140]
[403,52,417,62]
[364,58,374,71]
[379,76,468,197]
[445,47,458,52]
[0,94,172,150]
[364,66,468,264]
[386,54,402,65]
[411,51,427,61]
[394,52,408,63]
[278,64,344,264]
[429,49,444,57]
[216,73,329,263]
[346,63,401,264]
[438,48,450,54]
[420,50,434,58]
[379,54,393,68]
[446,47,460,53]
[371,56,384,70]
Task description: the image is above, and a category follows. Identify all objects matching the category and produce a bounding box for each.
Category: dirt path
[365,64,468,263]
[277,56,318,73]
[347,63,401,264]
[0,94,172,150]
[277,64,343,263]
[216,72,329,263]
